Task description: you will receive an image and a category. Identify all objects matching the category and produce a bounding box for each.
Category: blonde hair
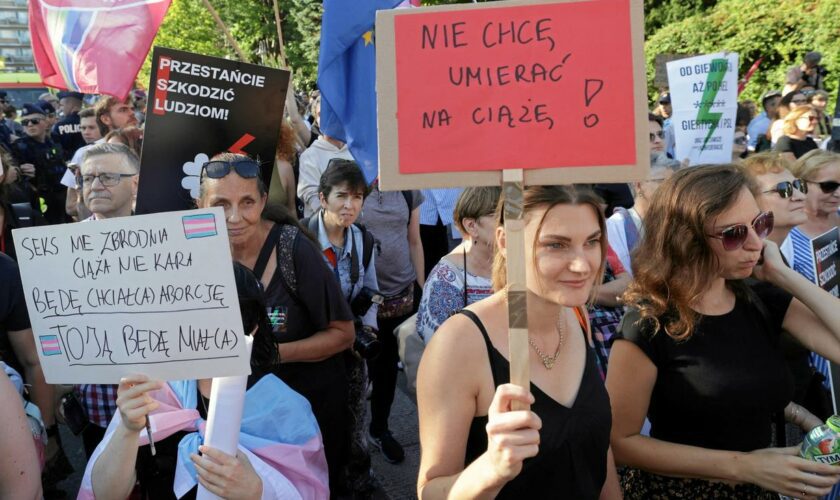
[782,105,814,135]
[740,152,791,177]
[790,149,840,180]
[453,187,502,234]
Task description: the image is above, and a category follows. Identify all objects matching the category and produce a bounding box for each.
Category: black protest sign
[136,47,290,214]
[812,227,840,297]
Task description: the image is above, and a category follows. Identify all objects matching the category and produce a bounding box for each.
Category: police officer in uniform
[11,103,68,224]
[51,91,86,161]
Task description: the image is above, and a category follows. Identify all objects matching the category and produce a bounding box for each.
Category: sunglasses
[707,211,774,251]
[21,118,41,126]
[807,180,840,194]
[791,98,808,104]
[649,130,665,142]
[762,179,808,198]
[202,160,261,179]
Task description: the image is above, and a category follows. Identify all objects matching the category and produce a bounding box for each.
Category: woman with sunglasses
[775,105,819,162]
[196,152,355,494]
[607,165,840,499]
[769,91,806,145]
[788,150,840,285]
[83,262,329,499]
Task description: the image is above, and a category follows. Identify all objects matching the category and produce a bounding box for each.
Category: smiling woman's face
[516,203,603,307]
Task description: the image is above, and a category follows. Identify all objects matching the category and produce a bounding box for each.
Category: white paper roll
[196,336,252,500]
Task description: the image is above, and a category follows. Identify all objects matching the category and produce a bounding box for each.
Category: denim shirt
[316,213,379,329]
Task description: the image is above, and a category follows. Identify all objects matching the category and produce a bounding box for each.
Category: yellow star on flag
[362,30,374,46]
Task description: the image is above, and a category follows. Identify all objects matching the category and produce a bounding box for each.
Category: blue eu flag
[318,0,403,184]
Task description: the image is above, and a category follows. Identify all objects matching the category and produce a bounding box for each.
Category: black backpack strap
[402,190,414,226]
[358,224,375,271]
[253,224,281,283]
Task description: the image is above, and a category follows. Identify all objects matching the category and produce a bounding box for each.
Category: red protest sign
[376,0,648,190]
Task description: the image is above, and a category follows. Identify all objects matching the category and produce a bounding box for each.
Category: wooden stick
[200,0,249,63]
[503,169,530,411]
[271,0,289,68]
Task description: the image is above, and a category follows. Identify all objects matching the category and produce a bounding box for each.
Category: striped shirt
[788,227,831,388]
[419,189,462,226]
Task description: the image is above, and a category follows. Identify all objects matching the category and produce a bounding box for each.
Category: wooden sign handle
[503,169,530,411]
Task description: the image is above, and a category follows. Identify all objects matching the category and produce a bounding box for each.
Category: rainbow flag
[39,335,62,356]
[28,0,172,99]
[182,213,217,239]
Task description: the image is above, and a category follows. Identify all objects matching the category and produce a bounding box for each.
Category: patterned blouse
[416,257,493,343]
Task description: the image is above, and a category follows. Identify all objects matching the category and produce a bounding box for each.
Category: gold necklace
[504,287,566,370]
[528,313,565,369]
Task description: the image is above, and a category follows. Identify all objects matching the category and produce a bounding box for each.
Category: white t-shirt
[606,208,642,277]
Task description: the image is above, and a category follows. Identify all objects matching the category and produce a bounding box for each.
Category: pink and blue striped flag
[39,335,62,356]
[29,0,172,100]
[182,213,217,239]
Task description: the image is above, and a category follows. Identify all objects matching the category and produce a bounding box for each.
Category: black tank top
[461,309,612,499]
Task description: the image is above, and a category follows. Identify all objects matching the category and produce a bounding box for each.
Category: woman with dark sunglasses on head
[606,165,840,499]
[196,152,355,496]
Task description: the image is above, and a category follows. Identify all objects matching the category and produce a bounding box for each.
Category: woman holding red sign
[416,185,621,499]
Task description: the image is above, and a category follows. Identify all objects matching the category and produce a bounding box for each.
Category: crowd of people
[0,45,838,500]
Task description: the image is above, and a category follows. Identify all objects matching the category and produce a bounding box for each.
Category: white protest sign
[12,207,251,384]
[666,52,739,165]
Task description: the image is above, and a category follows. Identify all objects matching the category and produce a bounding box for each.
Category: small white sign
[667,52,739,165]
[12,207,251,384]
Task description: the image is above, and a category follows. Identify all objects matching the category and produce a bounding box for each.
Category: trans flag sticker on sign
[182,213,217,239]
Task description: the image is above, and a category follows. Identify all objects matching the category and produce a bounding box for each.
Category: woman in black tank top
[416,186,620,499]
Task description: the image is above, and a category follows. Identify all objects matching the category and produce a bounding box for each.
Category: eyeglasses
[762,180,808,198]
[78,172,136,187]
[21,118,41,126]
[733,136,748,145]
[649,130,665,142]
[202,160,261,180]
[807,180,840,194]
[707,211,774,251]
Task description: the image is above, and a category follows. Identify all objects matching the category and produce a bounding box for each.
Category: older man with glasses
[73,142,141,458]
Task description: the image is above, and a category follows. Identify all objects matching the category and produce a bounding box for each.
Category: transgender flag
[28,0,172,99]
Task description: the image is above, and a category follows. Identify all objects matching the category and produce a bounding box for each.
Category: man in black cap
[51,91,86,160]
[747,89,782,151]
[11,103,68,224]
[38,100,58,129]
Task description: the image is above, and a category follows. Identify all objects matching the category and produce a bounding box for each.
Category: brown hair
[104,126,143,157]
[491,185,607,299]
[782,104,814,135]
[94,95,123,132]
[623,164,758,341]
[275,122,297,163]
[78,108,96,119]
[740,152,791,176]
[453,186,502,234]
[790,149,840,181]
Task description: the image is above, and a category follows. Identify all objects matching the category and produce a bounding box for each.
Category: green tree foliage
[643,0,716,36]
[645,0,839,106]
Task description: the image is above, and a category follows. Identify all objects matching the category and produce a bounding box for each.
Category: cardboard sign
[375,0,648,190]
[12,208,251,384]
[812,227,840,297]
[136,47,290,214]
[666,52,739,165]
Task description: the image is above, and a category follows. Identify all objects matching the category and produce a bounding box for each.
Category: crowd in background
[0,48,838,499]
